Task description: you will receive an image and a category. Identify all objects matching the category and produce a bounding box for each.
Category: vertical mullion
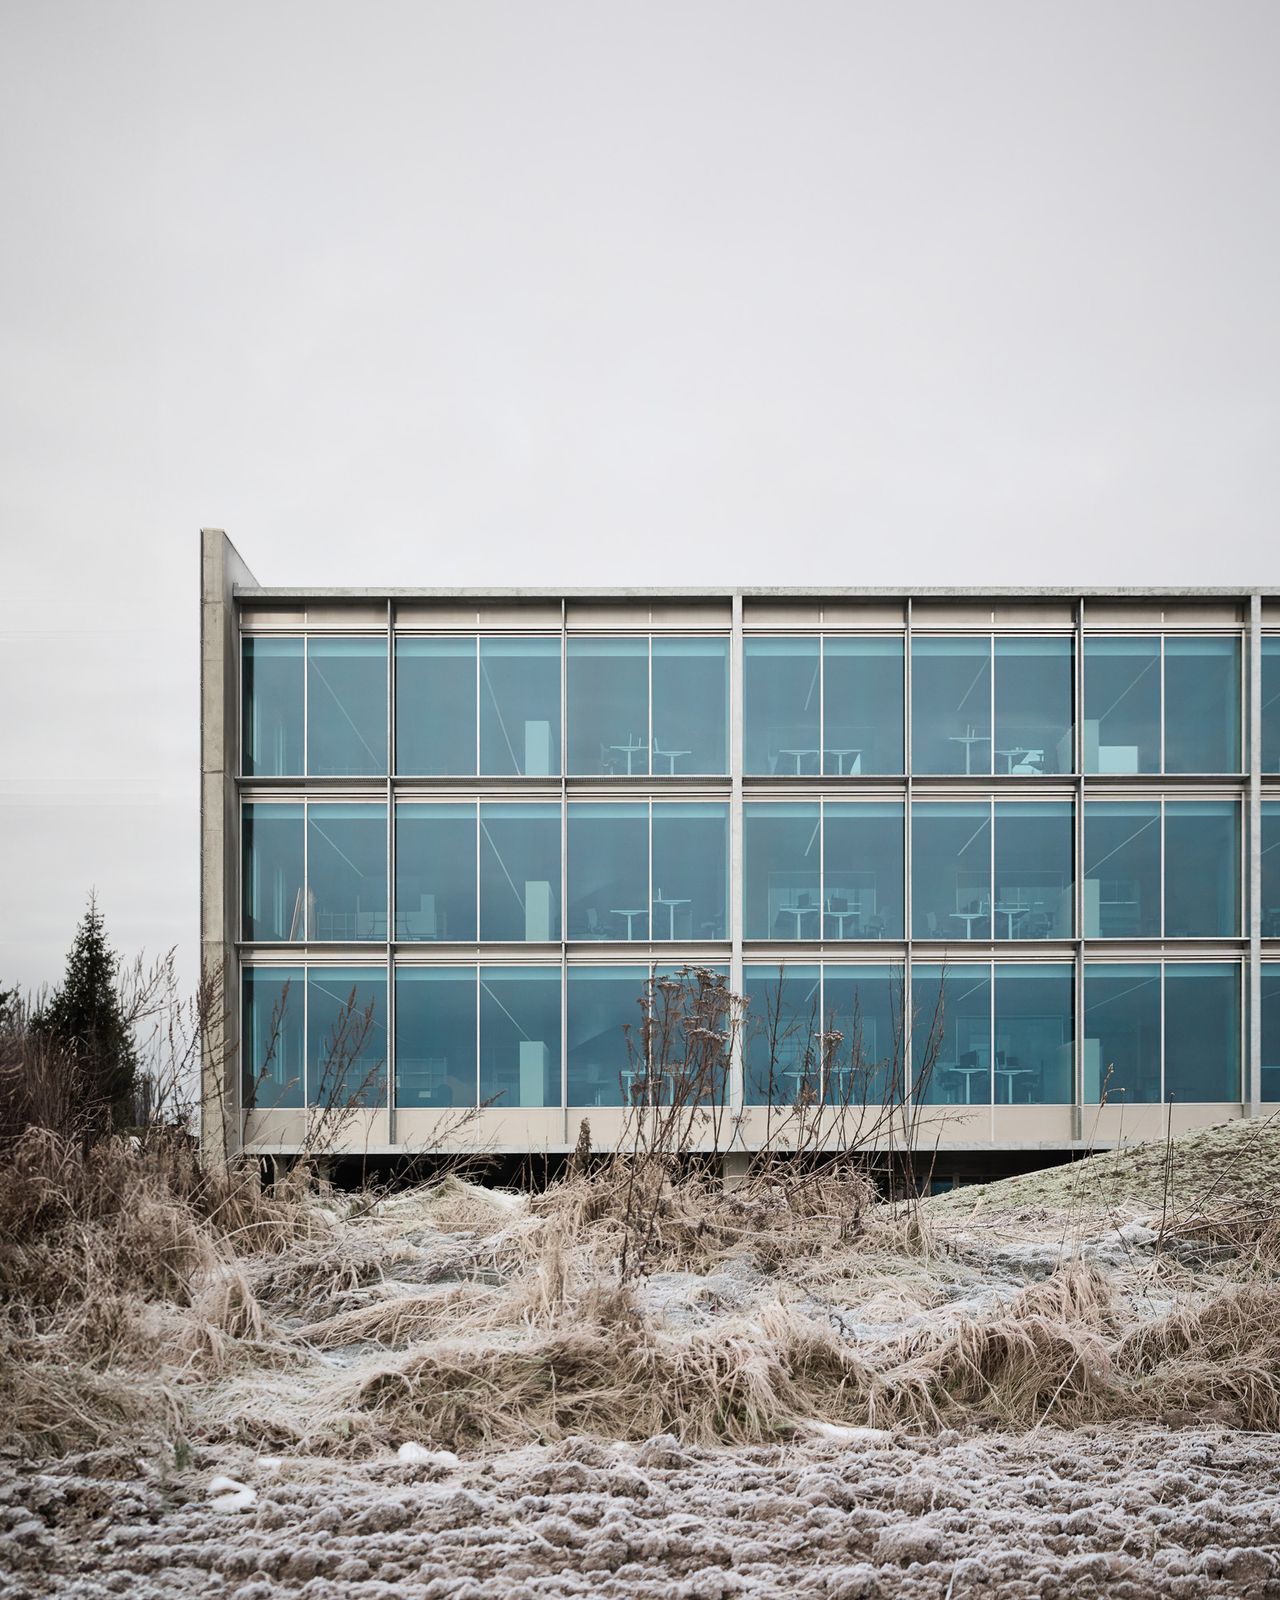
[303,633,310,778]
[1160,960,1167,1105]
[1160,797,1166,938]
[386,602,395,1138]
[729,593,745,1116]
[647,629,654,779]
[560,601,568,1138]
[1159,633,1166,775]
[648,800,654,944]
[904,598,913,1107]
[475,959,481,1111]
[819,631,825,779]
[474,631,481,778]
[988,630,995,778]
[475,800,481,948]
[1074,598,1086,1136]
[1249,593,1263,1113]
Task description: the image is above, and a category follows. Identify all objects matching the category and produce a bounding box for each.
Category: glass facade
[235,612,1258,1126]
[1264,803,1280,938]
[396,638,476,776]
[1262,965,1280,1101]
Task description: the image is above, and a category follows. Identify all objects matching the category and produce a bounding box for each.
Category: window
[822,965,900,1106]
[995,964,1073,1103]
[567,966,646,1105]
[1083,802,1160,938]
[652,636,729,775]
[395,804,476,941]
[1164,802,1239,937]
[394,968,476,1108]
[480,967,561,1108]
[744,803,820,940]
[1263,803,1280,938]
[242,638,303,776]
[567,636,649,776]
[242,966,304,1109]
[479,637,560,776]
[307,638,387,776]
[242,803,304,941]
[1082,636,1159,774]
[1263,638,1280,773]
[1164,636,1240,774]
[567,803,649,940]
[480,804,561,942]
[1262,965,1280,1100]
[1083,964,1160,1104]
[396,638,476,775]
[913,964,991,1105]
[651,803,728,940]
[822,637,904,775]
[911,803,990,941]
[1165,964,1239,1101]
[307,803,387,940]
[994,637,1073,775]
[993,802,1073,939]
[306,968,387,1108]
[742,964,820,1105]
[744,637,820,775]
[912,637,991,775]
[822,803,904,939]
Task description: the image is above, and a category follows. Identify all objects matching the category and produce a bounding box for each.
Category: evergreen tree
[34,897,139,1131]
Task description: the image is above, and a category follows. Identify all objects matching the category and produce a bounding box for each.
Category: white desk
[947,731,990,774]
[609,742,647,775]
[776,747,819,775]
[653,895,691,939]
[993,902,1029,938]
[949,909,988,937]
[775,904,821,938]
[995,1067,1035,1103]
[610,907,648,938]
[824,747,863,775]
[948,1064,988,1104]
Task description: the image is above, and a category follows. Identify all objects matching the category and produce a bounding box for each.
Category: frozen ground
[2,1426,1279,1598]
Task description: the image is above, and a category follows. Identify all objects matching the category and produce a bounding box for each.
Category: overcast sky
[1,0,1277,994]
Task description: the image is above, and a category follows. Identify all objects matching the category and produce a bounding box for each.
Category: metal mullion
[1159,960,1166,1105]
[1074,598,1086,1135]
[987,630,995,779]
[386,602,394,1136]
[303,633,310,778]
[475,800,482,947]
[1159,633,1166,775]
[647,629,654,780]
[560,600,568,1139]
[474,632,481,778]
[1250,593,1262,1113]
[989,956,996,1124]
[904,597,914,1106]
[729,593,745,1116]
[648,799,654,945]
[475,957,481,1112]
[819,631,826,779]
[1160,796,1166,938]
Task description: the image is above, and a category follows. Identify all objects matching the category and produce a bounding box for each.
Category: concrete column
[729,592,745,1116]
[200,528,258,1165]
[1249,591,1262,1115]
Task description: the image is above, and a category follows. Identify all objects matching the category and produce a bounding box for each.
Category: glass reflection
[567,966,646,1105]
[1164,636,1240,774]
[480,804,561,942]
[1082,636,1159,774]
[913,964,991,1105]
[568,803,649,940]
[744,636,820,775]
[1083,802,1160,938]
[394,969,476,1108]
[911,637,991,775]
[1164,802,1239,937]
[742,964,820,1105]
[307,804,387,940]
[1165,964,1239,1101]
[743,803,820,940]
[1263,804,1280,938]
[995,965,1073,1103]
[994,637,1073,775]
[993,802,1073,939]
[911,803,991,941]
[1083,963,1160,1104]
[243,638,303,776]
[242,966,304,1110]
[823,803,904,939]
[396,637,476,776]
[1263,639,1280,774]
[567,636,649,775]
[479,637,561,776]
[823,637,904,775]
[307,968,387,1108]
[395,804,476,941]
[652,636,728,775]
[307,637,387,776]
[480,967,561,1108]
[651,803,728,940]
[823,965,900,1107]
[243,803,304,941]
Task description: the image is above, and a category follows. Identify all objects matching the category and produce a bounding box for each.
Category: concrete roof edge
[233,585,1275,601]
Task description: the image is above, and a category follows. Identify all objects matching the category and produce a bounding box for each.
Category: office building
[200,530,1280,1169]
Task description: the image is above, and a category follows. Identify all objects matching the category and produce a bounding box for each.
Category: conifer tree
[34,897,139,1131]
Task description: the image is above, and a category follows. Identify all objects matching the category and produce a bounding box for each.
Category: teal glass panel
[395,804,476,942]
[651,803,728,940]
[1083,963,1160,1104]
[1165,963,1239,1101]
[567,966,647,1105]
[1164,801,1239,937]
[479,804,561,942]
[242,803,304,941]
[307,803,387,941]
[1082,636,1159,774]
[911,636,991,775]
[567,802,649,940]
[567,636,649,776]
[911,802,991,941]
[995,964,1073,1104]
[242,966,304,1110]
[242,637,303,776]
[649,965,732,1105]
[822,636,904,776]
[912,964,991,1106]
[744,636,820,775]
[1164,636,1240,774]
[307,637,387,776]
[823,802,904,940]
[306,967,387,1108]
[1263,639,1280,773]
[822,964,901,1107]
[394,968,476,1108]
[652,636,728,775]
[1082,801,1160,938]
[1263,804,1280,938]
[994,636,1073,775]
[742,964,820,1106]
[993,802,1073,939]
[743,802,820,940]
[1262,964,1280,1100]
[480,967,562,1109]
[395,637,476,776]
[479,637,561,776]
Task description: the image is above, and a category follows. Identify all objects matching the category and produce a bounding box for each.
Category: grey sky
[1,1,1277,993]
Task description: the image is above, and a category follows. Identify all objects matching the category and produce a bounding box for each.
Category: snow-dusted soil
[3,1426,1279,1600]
